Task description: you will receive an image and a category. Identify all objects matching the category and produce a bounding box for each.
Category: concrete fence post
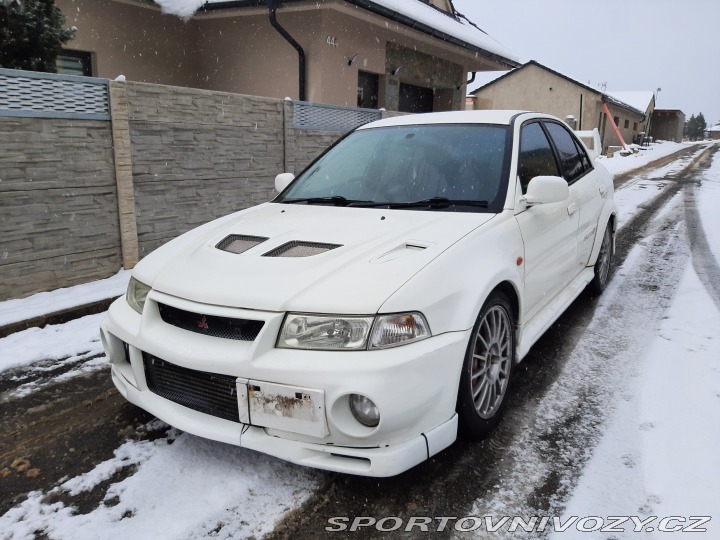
[109,81,139,269]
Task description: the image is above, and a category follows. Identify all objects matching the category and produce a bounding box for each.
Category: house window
[357,71,379,109]
[633,122,638,131]
[613,116,620,126]
[624,119,630,129]
[56,49,93,77]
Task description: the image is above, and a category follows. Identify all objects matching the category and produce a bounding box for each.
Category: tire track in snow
[683,144,720,311]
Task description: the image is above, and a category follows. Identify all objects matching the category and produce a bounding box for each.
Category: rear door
[543,121,603,267]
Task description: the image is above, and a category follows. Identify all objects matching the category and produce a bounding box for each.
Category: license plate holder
[243,381,327,438]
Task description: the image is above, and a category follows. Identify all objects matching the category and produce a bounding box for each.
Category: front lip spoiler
[111,362,457,477]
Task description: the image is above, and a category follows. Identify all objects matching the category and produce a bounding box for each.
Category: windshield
[276,124,511,212]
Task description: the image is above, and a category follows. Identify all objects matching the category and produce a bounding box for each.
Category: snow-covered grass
[697,150,720,264]
[0,422,320,540]
[0,269,130,328]
[597,140,703,176]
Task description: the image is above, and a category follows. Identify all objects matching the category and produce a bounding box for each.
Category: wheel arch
[589,208,617,265]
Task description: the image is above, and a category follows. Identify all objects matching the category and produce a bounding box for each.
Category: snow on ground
[0,422,320,540]
[554,266,720,538]
[0,270,130,328]
[597,140,701,176]
[0,313,105,374]
[612,152,695,230]
[0,313,108,399]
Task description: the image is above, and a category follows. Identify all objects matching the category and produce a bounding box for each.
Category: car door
[514,121,579,322]
[543,121,604,267]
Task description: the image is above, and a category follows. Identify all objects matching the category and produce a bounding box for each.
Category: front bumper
[101,290,470,476]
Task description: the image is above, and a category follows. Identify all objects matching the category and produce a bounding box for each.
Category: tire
[457,291,515,440]
[589,222,613,295]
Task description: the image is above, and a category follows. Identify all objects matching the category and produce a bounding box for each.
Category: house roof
[708,124,720,132]
[470,60,647,117]
[155,0,520,68]
[605,91,655,114]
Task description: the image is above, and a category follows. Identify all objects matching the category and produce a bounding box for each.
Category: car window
[278,124,511,212]
[573,137,593,171]
[544,122,586,183]
[518,122,561,194]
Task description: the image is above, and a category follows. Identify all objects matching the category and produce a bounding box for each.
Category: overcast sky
[453,0,720,127]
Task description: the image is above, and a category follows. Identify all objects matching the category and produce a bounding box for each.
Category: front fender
[589,200,617,266]
[379,211,525,336]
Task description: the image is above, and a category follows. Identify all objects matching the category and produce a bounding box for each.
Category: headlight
[369,312,430,349]
[278,312,431,350]
[278,314,374,350]
[126,277,151,314]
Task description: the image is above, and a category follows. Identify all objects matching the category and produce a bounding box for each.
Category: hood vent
[263,241,341,258]
[216,235,268,254]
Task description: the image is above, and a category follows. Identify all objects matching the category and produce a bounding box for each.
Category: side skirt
[515,267,595,361]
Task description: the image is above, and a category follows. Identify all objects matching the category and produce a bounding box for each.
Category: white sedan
[100,110,616,477]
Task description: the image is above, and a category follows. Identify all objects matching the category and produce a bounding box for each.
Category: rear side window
[518,122,560,193]
[544,122,587,182]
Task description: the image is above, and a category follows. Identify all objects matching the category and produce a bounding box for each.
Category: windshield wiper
[350,197,489,209]
[281,196,372,207]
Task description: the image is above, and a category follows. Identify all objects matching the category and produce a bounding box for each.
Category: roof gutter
[265,0,306,101]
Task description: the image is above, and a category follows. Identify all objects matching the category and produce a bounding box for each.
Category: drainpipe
[467,72,476,85]
[266,0,306,101]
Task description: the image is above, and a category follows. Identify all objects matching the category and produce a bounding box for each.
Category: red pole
[602,102,628,150]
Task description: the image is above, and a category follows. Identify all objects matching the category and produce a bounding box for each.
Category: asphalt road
[1,144,716,537]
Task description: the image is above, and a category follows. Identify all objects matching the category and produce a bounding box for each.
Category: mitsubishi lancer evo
[101,110,616,477]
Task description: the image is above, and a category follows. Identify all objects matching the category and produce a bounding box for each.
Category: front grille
[158,303,263,341]
[143,353,240,422]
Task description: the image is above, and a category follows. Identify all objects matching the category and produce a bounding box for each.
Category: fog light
[349,394,380,427]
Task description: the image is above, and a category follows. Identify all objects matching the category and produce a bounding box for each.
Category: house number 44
[326,36,338,47]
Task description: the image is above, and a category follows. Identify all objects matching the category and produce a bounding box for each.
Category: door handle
[599,186,607,196]
[567,202,577,216]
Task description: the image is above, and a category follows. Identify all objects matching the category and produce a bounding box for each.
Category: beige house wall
[473,64,602,130]
[56,0,512,111]
[473,63,648,152]
[600,101,647,149]
[57,0,201,87]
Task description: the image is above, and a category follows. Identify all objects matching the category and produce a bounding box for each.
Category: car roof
[358,110,532,129]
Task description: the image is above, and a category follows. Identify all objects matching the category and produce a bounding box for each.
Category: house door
[399,83,433,113]
[357,71,379,109]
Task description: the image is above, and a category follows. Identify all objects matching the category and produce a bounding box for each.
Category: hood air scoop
[263,241,341,258]
[216,235,268,254]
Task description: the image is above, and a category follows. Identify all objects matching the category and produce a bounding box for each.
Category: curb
[0,298,117,339]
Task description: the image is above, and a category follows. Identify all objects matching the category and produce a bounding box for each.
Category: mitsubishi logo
[197,315,209,330]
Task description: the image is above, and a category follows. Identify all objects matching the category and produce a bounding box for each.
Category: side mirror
[524,176,569,205]
[274,172,295,193]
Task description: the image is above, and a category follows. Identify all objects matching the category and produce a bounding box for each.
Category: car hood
[137,203,496,314]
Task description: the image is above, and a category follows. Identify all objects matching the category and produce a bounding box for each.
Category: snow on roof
[707,124,720,132]
[154,0,518,63]
[357,0,517,62]
[605,91,655,113]
[154,0,205,19]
